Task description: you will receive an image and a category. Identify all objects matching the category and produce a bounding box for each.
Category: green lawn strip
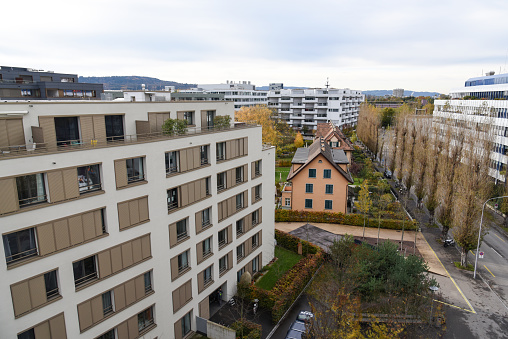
[353,177,364,186]
[275,167,290,183]
[256,246,302,290]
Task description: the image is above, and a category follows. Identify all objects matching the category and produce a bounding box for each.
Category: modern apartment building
[0,100,275,339]
[0,66,103,100]
[267,88,364,137]
[433,71,508,183]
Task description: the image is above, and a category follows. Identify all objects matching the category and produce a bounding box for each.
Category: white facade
[0,100,275,339]
[267,88,364,136]
[393,88,404,97]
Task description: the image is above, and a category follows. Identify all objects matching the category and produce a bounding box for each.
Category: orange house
[315,122,354,164]
[281,138,353,213]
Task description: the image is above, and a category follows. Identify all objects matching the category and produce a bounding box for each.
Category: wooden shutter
[135,120,150,135]
[187,181,195,204]
[37,223,56,256]
[0,178,18,214]
[82,212,96,241]
[259,230,263,246]
[127,315,138,339]
[201,111,207,129]
[199,296,210,318]
[11,281,31,316]
[198,270,205,293]
[94,210,103,236]
[243,137,248,155]
[245,238,252,257]
[139,196,149,222]
[49,313,67,339]
[251,162,255,179]
[226,169,233,188]
[227,225,232,245]
[196,241,203,264]
[118,201,130,230]
[243,165,248,182]
[4,119,25,146]
[217,202,223,221]
[193,147,201,168]
[0,119,8,146]
[135,275,145,299]
[122,242,134,268]
[114,284,126,311]
[47,170,65,203]
[223,199,229,219]
[195,210,202,234]
[180,183,189,206]
[31,126,44,145]
[200,178,206,199]
[110,246,123,273]
[62,168,79,199]
[91,295,103,323]
[170,256,179,281]
[38,116,56,150]
[28,275,47,309]
[124,279,136,306]
[80,116,94,143]
[172,286,181,312]
[129,199,140,225]
[243,190,248,207]
[245,214,252,233]
[98,250,112,278]
[227,250,233,269]
[141,234,151,259]
[114,159,127,188]
[186,149,194,170]
[54,219,70,250]
[180,149,188,172]
[177,111,184,120]
[226,140,232,159]
[259,207,262,224]
[116,321,129,339]
[77,301,93,331]
[169,222,177,248]
[92,115,106,144]
[251,186,255,202]
[132,238,143,263]
[68,215,84,246]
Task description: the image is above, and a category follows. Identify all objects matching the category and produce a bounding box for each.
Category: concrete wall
[207,321,236,339]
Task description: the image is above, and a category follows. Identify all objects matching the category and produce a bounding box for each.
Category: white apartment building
[433,72,508,183]
[0,100,275,339]
[267,88,364,137]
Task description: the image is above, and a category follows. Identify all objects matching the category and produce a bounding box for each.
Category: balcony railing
[74,272,98,287]
[6,247,38,264]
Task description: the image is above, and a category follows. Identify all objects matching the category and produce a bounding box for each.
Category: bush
[214,115,232,129]
[230,319,262,339]
[275,229,319,254]
[162,118,187,135]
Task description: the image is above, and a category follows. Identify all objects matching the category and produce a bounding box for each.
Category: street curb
[485,204,508,239]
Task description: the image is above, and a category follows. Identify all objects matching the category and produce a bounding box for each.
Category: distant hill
[362,90,441,97]
[78,76,196,91]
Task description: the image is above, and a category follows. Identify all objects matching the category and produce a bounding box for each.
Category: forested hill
[78,76,196,91]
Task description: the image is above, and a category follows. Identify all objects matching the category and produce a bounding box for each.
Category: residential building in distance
[0,100,274,339]
[433,71,508,183]
[267,87,364,137]
[315,122,355,163]
[0,66,103,100]
[281,138,353,212]
[392,88,404,97]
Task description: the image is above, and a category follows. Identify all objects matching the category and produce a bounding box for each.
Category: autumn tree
[403,121,418,196]
[414,119,432,209]
[425,126,444,224]
[235,105,279,145]
[294,132,304,148]
[357,180,372,240]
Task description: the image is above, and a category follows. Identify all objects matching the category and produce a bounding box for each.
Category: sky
[1,0,507,94]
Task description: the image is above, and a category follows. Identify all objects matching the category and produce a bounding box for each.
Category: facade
[392,88,404,98]
[0,66,103,100]
[450,71,508,100]
[315,122,355,163]
[267,88,364,137]
[0,100,275,339]
[281,138,353,213]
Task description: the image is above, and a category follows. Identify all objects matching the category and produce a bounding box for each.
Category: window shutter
[0,178,18,214]
[114,160,127,188]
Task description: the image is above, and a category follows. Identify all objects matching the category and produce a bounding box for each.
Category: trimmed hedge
[230,319,262,339]
[275,229,318,254]
[275,209,417,230]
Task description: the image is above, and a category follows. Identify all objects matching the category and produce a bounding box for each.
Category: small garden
[255,246,302,290]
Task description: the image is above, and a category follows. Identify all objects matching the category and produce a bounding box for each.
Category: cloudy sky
[2,0,507,93]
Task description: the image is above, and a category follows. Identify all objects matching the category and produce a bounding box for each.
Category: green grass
[275,167,290,184]
[256,246,302,290]
[454,262,474,271]
[353,177,364,186]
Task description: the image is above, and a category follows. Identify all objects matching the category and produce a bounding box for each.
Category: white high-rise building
[0,100,275,339]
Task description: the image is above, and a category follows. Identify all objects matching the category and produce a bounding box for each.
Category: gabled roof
[315,122,354,151]
[287,138,353,183]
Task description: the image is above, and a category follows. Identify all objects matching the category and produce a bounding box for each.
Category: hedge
[275,229,319,254]
[275,209,417,230]
[230,319,262,339]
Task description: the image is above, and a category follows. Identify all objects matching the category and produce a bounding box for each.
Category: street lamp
[474,195,508,279]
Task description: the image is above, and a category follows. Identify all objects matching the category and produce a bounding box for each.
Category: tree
[414,119,431,209]
[162,118,187,135]
[294,132,304,148]
[357,180,372,240]
[425,127,444,225]
[403,122,417,196]
[381,108,396,127]
[236,105,278,145]
[213,115,231,129]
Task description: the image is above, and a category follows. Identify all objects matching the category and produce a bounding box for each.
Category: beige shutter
[131,238,143,263]
[92,115,106,144]
[195,210,202,234]
[0,178,18,214]
[170,256,179,280]
[91,295,103,323]
[129,199,140,225]
[6,119,25,145]
[245,238,252,257]
[251,162,255,179]
[251,186,255,202]
[110,246,123,273]
[114,159,127,188]
[122,242,134,268]
[98,250,112,278]
[68,215,84,246]
[124,279,136,306]
[11,281,31,316]
[169,222,177,248]
[259,207,262,224]
[199,296,210,318]
[148,113,157,132]
[135,120,150,135]
[31,126,44,145]
[114,284,126,311]
[116,321,129,339]
[246,261,253,276]
[217,202,223,221]
[141,234,151,259]
[186,149,194,170]
[82,212,96,241]
[227,225,232,245]
[259,230,263,246]
[47,170,65,203]
[0,119,8,146]
[243,165,248,182]
[180,149,188,172]
[243,137,248,155]
[185,279,192,301]
[198,178,205,199]
[34,320,51,339]
[37,223,56,256]
[196,241,203,264]
[226,169,233,188]
[80,116,94,143]
[227,197,234,215]
[201,110,207,129]
[223,199,229,219]
[193,147,200,168]
[177,111,184,120]
[53,219,70,250]
[245,214,252,233]
[180,183,189,206]
[198,271,204,293]
[226,140,232,159]
[29,275,47,309]
[187,181,195,204]
[135,275,145,299]
[227,251,233,269]
[49,313,67,339]
[243,190,248,207]
[172,286,181,312]
[77,301,93,331]
[139,196,149,222]
[62,168,79,199]
[127,315,138,339]
[39,116,56,150]
[94,210,103,236]
[118,201,130,230]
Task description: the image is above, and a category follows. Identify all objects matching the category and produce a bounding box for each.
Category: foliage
[381,108,396,127]
[255,246,302,290]
[236,105,280,145]
[294,132,304,148]
[275,229,320,254]
[230,319,262,339]
[213,115,231,129]
[453,261,474,271]
[357,180,373,215]
[161,118,187,135]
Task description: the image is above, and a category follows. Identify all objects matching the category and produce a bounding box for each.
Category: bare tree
[404,121,418,197]
[414,119,432,209]
[424,126,444,225]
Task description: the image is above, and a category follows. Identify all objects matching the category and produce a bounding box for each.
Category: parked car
[384,170,392,179]
[285,311,314,339]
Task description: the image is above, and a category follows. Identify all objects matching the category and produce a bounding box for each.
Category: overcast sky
[2,0,507,93]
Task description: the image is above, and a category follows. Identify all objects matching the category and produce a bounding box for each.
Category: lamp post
[474,195,508,279]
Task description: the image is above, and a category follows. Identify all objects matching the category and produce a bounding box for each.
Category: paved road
[270,294,311,339]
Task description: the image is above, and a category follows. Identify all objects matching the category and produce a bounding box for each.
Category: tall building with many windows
[0,100,274,339]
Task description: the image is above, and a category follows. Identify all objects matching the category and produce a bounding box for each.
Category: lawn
[275,167,290,184]
[353,177,364,186]
[256,246,302,290]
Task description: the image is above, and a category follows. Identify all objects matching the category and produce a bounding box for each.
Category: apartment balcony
[291,103,303,108]
[316,103,328,107]
[290,115,304,120]
[303,98,317,103]
[304,108,315,112]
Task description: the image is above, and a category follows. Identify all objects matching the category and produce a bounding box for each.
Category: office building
[0,100,274,339]
[392,88,404,98]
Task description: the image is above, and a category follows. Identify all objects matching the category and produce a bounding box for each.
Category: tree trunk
[460,248,468,267]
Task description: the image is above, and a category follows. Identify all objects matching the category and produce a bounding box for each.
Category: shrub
[275,229,319,254]
[213,115,232,129]
[230,319,262,339]
[162,118,187,135]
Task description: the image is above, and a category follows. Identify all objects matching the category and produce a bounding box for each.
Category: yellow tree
[235,105,278,145]
[357,180,372,240]
[294,132,304,148]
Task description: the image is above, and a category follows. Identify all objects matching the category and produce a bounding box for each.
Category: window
[236,219,244,236]
[219,255,228,273]
[16,173,46,206]
[73,256,97,287]
[305,184,313,193]
[96,329,115,339]
[308,169,316,178]
[165,151,179,174]
[252,210,259,226]
[3,228,37,264]
[144,271,153,293]
[55,117,79,146]
[202,208,211,227]
[236,193,244,210]
[285,198,291,206]
[105,115,124,141]
[77,164,101,193]
[167,188,178,211]
[200,145,209,165]
[217,172,226,191]
[204,266,212,285]
[203,237,212,256]
[216,142,225,161]
[325,200,333,210]
[184,111,194,125]
[17,329,35,339]
[324,169,332,178]
[181,311,192,337]
[176,219,188,241]
[138,306,154,332]
[252,233,259,248]
[44,270,59,299]
[237,267,245,282]
[218,228,227,247]
[236,166,244,184]
[126,157,145,183]
[178,251,189,272]
[325,184,334,194]
[237,244,245,260]
[102,291,113,316]
[252,256,259,273]
[254,160,262,176]
[254,184,262,201]
[305,199,313,209]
